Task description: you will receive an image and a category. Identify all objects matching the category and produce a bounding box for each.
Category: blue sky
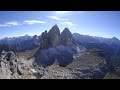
[0,11,120,39]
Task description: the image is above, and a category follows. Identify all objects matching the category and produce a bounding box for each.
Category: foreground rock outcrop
[0,50,37,79]
[0,50,76,79]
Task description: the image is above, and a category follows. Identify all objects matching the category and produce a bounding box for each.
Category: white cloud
[63,22,76,26]
[5,21,19,26]
[0,24,9,27]
[0,21,20,27]
[47,16,60,20]
[47,16,68,21]
[59,21,77,27]
[0,20,46,28]
[58,21,78,33]
[24,20,46,25]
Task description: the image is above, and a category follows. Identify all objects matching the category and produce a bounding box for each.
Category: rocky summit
[60,28,73,46]
[38,25,74,49]
[48,25,61,47]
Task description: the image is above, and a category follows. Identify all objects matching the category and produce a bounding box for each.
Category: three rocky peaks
[39,25,74,49]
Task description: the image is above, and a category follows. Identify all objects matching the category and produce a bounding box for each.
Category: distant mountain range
[0,35,39,52]
[0,25,119,52]
[73,32,120,72]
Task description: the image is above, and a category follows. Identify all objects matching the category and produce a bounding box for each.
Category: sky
[0,11,120,39]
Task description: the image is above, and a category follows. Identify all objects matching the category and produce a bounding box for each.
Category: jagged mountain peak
[39,25,74,48]
[60,27,73,46]
[64,27,69,30]
[109,37,120,45]
[48,25,60,47]
[111,37,119,41]
[49,25,60,33]
[62,27,71,34]
[50,25,59,31]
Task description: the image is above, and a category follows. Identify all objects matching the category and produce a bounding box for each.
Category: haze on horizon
[0,11,120,39]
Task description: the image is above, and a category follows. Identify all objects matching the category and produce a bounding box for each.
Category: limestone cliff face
[48,25,60,47]
[60,28,73,46]
[36,25,75,67]
[39,25,74,49]
[39,30,49,49]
